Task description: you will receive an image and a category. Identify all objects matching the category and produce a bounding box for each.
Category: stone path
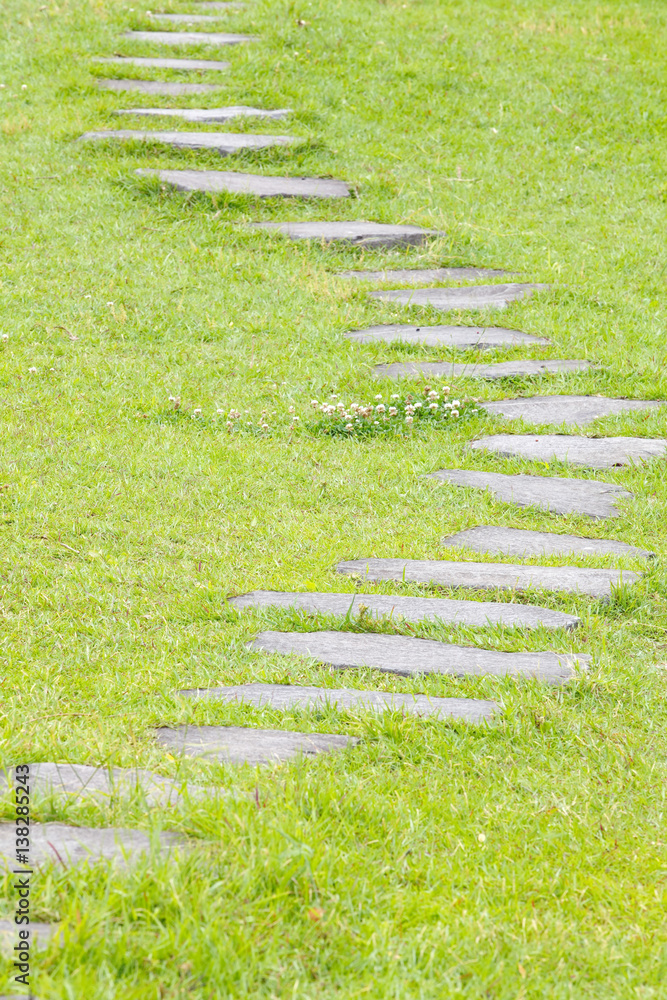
[82,130,296,153]
[115,106,290,121]
[0,762,205,806]
[337,267,512,283]
[429,469,631,519]
[336,558,638,599]
[480,395,664,426]
[369,283,548,310]
[98,79,221,95]
[471,434,667,468]
[374,359,591,380]
[137,168,351,198]
[346,324,549,347]
[93,56,231,70]
[249,631,589,684]
[441,526,655,560]
[249,221,443,247]
[155,726,355,765]
[0,824,184,867]
[148,13,236,23]
[121,30,254,45]
[179,682,497,721]
[229,590,581,629]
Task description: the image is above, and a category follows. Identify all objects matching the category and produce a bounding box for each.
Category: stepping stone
[337,267,512,283]
[137,168,350,198]
[97,79,220,94]
[148,13,233,22]
[0,919,59,954]
[441,525,655,560]
[374,359,590,380]
[346,324,549,348]
[0,762,204,806]
[249,630,590,685]
[81,129,295,154]
[249,221,444,247]
[369,283,548,310]
[122,30,253,45]
[430,469,631,519]
[337,558,638,600]
[0,824,184,868]
[179,681,496,722]
[480,394,665,426]
[92,55,230,70]
[196,2,246,7]
[471,434,667,468]
[155,726,354,765]
[228,591,581,630]
[115,105,290,122]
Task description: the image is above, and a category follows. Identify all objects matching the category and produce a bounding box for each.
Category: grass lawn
[1,0,667,995]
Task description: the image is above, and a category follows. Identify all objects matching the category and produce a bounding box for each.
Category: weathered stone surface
[481,395,664,427]
[442,525,655,560]
[430,468,631,519]
[471,434,667,468]
[337,267,512,283]
[374,359,591,379]
[250,221,443,247]
[122,30,254,45]
[337,558,638,599]
[155,726,354,765]
[179,681,497,721]
[249,630,589,685]
[346,324,548,348]
[147,12,234,22]
[93,55,231,69]
[229,591,581,630]
[82,129,295,153]
[196,2,246,7]
[370,283,548,310]
[137,168,350,198]
[98,79,220,94]
[0,919,59,954]
[116,105,290,122]
[0,824,184,868]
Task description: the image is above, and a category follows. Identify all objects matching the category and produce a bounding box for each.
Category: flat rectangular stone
[92,55,231,69]
[138,168,350,198]
[480,395,665,426]
[374,360,590,379]
[122,30,254,44]
[430,469,631,519]
[228,591,581,630]
[155,726,354,765]
[115,105,290,122]
[0,919,58,954]
[369,283,548,310]
[179,681,496,721]
[337,267,512,283]
[337,558,639,600]
[147,12,233,22]
[98,79,221,94]
[0,824,184,868]
[82,129,295,153]
[249,631,590,685]
[250,221,443,247]
[195,2,246,7]
[442,526,655,560]
[471,434,667,468]
[346,324,549,348]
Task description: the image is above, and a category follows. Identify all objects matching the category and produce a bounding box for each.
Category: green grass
[1,0,667,996]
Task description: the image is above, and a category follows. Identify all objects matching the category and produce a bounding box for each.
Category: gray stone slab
[147,12,234,22]
[250,221,444,247]
[471,434,667,468]
[374,360,591,380]
[249,630,590,685]
[430,469,631,519]
[346,324,549,348]
[480,395,665,426]
[0,919,60,954]
[228,591,581,630]
[337,267,512,283]
[92,55,231,69]
[370,283,548,310]
[97,79,220,94]
[0,824,184,868]
[115,105,290,122]
[337,558,638,599]
[180,681,497,721]
[441,526,656,560]
[82,129,295,153]
[155,726,354,765]
[196,2,246,7]
[0,763,205,807]
[137,168,350,198]
[122,30,253,45]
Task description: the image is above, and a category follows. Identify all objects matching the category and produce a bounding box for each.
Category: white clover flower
[330,393,338,399]
[350,403,359,412]
[291,415,300,422]
[28,366,37,373]
[288,405,295,413]
[374,394,383,401]
[226,420,233,429]
[388,407,398,416]
[193,408,202,416]
[451,409,460,418]
[1,334,8,342]
[451,399,461,408]
[216,408,224,415]
[390,394,400,400]
[429,402,439,410]
[311,399,319,408]
[376,403,386,413]
[345,423,354,431]
[428,390,439,399]
[405,415,414,424]
[260,422,269,431]
[413,401,422,409]
[422,385,431,394]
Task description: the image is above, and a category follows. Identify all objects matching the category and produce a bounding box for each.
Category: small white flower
[428,390,439,399]
[193,407,202,415]
[1,334,8,342]
[429,402,438,410]
[478,832,486,843]
[311,399,319,408]
[350,403,359,411]
[451,409,460,418]
[388,407,398,416]
[28,366,37,373]
[260,422,269,431]
[451,399,461,407]
[376,403,386,413]
[106,301,114,307]
[288,406,295,413]
[405,415,414,424]
[226,421,233,429]
[291,415,300,422]
[216,408,224,415]
[390,394,400,400]
[413,401,422,409]
[345,423,354,431]
[374,394,383,401]
[21,85,27,90]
